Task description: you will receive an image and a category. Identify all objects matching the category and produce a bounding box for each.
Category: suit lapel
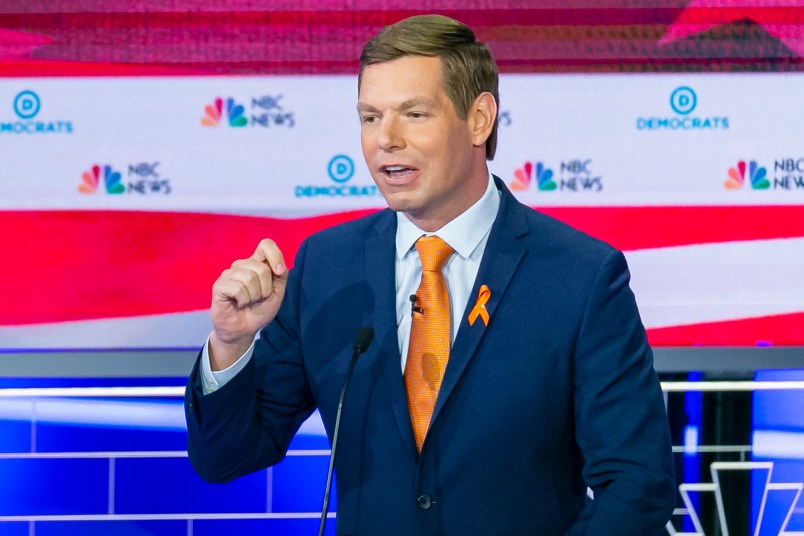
[364,211,418,459]
[430,179,530,429]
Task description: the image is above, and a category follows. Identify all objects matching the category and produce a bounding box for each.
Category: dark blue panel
[194,517,334,536]
[34,520,185,536]
[753,370,804,430]
[36,423,187,453]
[752,369,804,534]
[0,458,108,515]
[32,397,186,453]
[288,432,330,450]
[272,455,334,513]
[757,487,800,536]
[0,522,29,536]
[0,377,187,389]
[0,419,32,452]
[681,372,703,533]
[788,511,804,531]
[114,457,268,514]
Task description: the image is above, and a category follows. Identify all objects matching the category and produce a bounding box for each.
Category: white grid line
[108,457,115,515]
[672,445,751,454]
[266,466,273,514]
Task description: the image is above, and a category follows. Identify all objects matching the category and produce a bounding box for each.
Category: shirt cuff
[200,334,255,395]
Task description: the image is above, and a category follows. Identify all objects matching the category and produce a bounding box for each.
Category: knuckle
[253,261,271,276]
[235,285,251,302]
[239,271,258,286]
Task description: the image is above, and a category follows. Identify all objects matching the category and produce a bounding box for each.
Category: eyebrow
[356,103,378,113]
[398,97,439,110]
[356,97,440,113]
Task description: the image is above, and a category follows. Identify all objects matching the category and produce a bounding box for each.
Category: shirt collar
[396,174,500,260]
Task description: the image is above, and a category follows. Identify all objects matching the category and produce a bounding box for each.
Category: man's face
[358,55,488,231]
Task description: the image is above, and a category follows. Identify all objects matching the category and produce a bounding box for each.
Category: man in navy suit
[185,14,675,535]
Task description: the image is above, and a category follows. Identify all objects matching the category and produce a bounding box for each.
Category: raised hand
[208,239,288,370]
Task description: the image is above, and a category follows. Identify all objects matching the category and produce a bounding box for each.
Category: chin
[377,190,413,212]
[383,199,411,214]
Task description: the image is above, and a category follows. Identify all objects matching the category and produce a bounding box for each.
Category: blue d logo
[13,90,41,119]
[670,87,697,115]
[328,154,355,183]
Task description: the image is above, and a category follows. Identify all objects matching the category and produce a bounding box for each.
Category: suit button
[417,495,433,510]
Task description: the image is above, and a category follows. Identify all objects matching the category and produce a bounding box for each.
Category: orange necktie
[405,235,454,452]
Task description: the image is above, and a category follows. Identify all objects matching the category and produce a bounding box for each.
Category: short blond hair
[359,15,500,160]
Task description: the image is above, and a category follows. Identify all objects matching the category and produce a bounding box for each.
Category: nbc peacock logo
[78,164,125,194]
[510,161,556,192]
[724,160,770,190]
[201,97,247,128]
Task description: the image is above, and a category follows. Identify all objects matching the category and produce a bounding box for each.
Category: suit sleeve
[565,248,676,535]
[184,240,316,483]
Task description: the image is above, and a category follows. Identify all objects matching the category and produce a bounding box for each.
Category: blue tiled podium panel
[114,458,269,514]
[273,456,336,513]
[751,369,804,536]
[0,458,109,515]
[0,520,334,536]
[193,519,331,535]
[0,420,31,453]
[0,385,333,536]
[0,524,27,536]
[5,374,804,535]
[7,521,187,536]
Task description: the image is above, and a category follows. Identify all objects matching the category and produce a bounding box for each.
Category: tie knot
[415,235,454,272]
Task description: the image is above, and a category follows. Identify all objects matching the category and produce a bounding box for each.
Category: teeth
[385,166,407,172]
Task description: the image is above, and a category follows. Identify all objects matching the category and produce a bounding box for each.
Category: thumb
[271,263,289,297]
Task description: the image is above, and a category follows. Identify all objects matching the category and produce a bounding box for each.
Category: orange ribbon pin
[468,285,491,327]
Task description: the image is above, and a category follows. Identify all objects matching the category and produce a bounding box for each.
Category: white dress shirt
[394,175,499,370]
[202,174,500,393]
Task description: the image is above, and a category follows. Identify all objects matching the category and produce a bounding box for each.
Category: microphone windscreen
[353,327,374,352]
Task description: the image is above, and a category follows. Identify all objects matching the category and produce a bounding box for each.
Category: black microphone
[318,327,374,536]
[409,294,423,316]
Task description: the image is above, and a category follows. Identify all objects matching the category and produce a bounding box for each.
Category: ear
[467,92,497,148]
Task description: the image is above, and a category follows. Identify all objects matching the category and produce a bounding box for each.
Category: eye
[407,111,427,119]
[361,115,378,125]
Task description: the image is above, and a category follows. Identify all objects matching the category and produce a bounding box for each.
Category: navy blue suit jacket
[186,177,675,535]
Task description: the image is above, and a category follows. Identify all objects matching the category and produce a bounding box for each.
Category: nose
[378,115,405,152]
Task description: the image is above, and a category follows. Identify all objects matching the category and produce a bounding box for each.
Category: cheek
[360,130,372,154]
[445,124,471,152]
[411,130,448,164]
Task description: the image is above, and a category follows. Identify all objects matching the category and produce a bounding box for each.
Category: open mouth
[381,165,417,179]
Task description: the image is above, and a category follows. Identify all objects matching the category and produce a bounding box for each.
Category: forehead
[358,55,448,105]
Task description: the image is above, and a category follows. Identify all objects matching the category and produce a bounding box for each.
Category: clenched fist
[209,239,287,370]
